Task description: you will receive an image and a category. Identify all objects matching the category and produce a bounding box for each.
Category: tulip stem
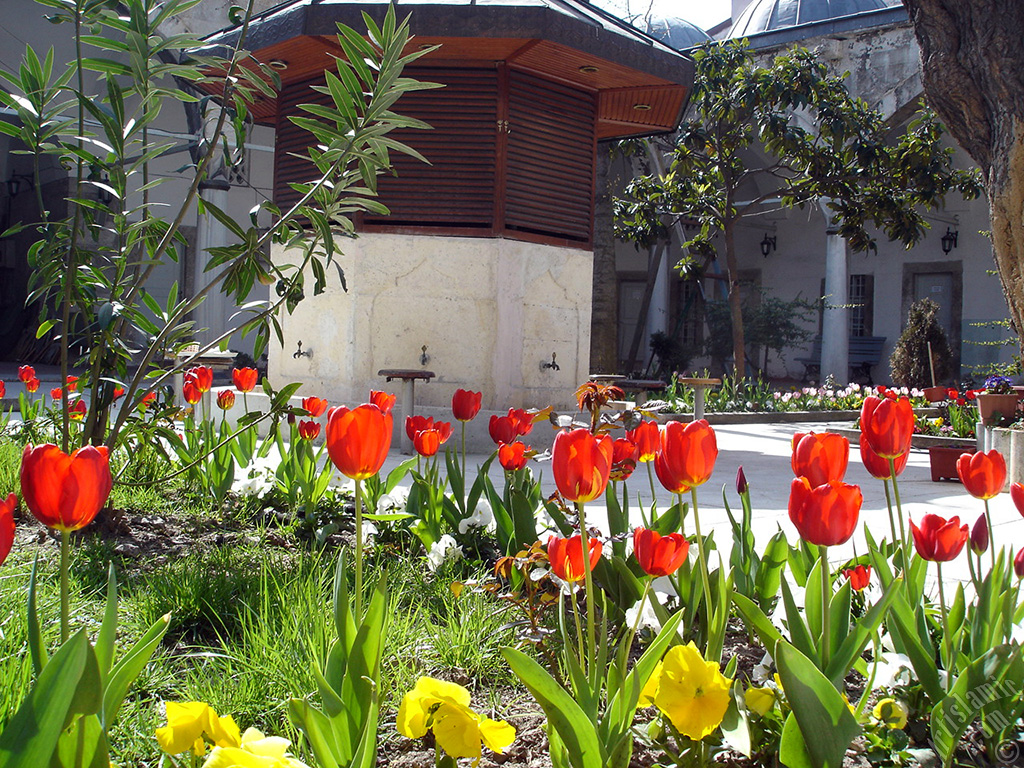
[623,579,653,663]
[984,499,996,570]
[354,478,363,619]
[460,421,467,510]
[647,462,657,514]
[882,478,899,556]
[888,459,909,572]
[60,529,70,644]
[936,561,953,692]
[820,545,830,668]
[577,502,597,672]
[567,582,586,674]
[689,488,714,638]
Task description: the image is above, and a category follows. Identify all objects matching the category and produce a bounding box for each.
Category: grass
[0,438,534,766]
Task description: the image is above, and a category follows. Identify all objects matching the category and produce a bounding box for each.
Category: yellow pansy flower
[397,676,516,766]
[155,702,240,756]
[640,642,733,741]
[201,727,310,768]
[744,685,776,716]
[872,698,909,730]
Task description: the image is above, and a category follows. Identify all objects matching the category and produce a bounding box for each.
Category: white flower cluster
[458,499,493,535]
[233,457,279,498]
[427,534,463,570]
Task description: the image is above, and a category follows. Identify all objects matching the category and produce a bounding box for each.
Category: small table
[676,377,721,420]
[588,375,667,407]
[378,369,435,454]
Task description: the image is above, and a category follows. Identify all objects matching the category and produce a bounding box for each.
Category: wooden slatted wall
[363,67,499,230]
[504,69,596,245]
[274,66,596,247]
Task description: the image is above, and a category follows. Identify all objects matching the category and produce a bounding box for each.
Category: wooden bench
[589,375,666,407]
[796,336,886,384]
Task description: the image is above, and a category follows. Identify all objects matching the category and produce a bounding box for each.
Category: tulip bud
[1015,547,1024,579]
[736,466,748,495]
[970,514,989,555]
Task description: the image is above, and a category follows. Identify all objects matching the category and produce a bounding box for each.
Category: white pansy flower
[427,534,463,570]
[458,499,494,534]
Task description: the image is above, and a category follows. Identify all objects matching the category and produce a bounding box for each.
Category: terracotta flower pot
[977,393,1020,427]
[923,386,948,403]
[929,446,965,483]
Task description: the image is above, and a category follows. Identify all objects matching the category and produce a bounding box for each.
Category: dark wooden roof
[204,0,693,137]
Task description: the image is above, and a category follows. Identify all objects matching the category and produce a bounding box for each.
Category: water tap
[541,352,559,371]
[293,340,312,359]
[420,344,430,366]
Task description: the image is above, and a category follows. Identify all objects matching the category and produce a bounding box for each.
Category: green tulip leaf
[779,712,814,768]
[502,647,605,768]
[780,577,818,664]
[102,611,170,727]
[52,714,108,768]
[775,641,860,768]
[288,699,342,768]
[0,631,100,768]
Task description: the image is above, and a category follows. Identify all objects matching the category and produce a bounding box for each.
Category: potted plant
[976,375,1019,427]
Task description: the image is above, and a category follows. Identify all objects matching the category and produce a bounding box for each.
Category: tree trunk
[590,145,620,373]
[904,0,1024,351]
[724,221,746,378]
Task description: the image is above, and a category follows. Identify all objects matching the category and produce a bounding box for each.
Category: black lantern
[940,226,958,254]
[760,233,776,257]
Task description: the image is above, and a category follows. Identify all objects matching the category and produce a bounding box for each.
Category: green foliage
[703,291,816,373]
[889,298,953,388]
[615,40,982,377]
[0,0,436,456]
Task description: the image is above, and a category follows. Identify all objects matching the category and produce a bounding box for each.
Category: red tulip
[509,408,534,437]
[183,377,203,405]
[113,387,124,400]
[0,381,4,399]
[791,432,849,486]
[488,414,518,445]
[842,564,871,591]
[68,399,86,420]
[547,534,602,582]
[653,420,718,494]
[188,366,213,393]
[970,513,989,555]
[232,367,258,392]
[0,493,15,566]
[298,420,321,440]
[633,527,689,577]
[787,477,862,547]
[302,396,328,417]
[139,392,157,410]
[452,389,482,422]
[957,450,1006,500]
[369,390,396,416]
[413,427,448,457]
[18,365,34,383]
[50,387,63,400]
[406,415,435,442]
[910,513,969,562]
[627,420,660,463]
[1011,482,1024,517]
[552,428,613,503]
[20,444,112,532]
[65,376,79,393]
[216,390,236,410]
[498,441,529,471]
[610,438,638,481]
[860,395,914,459]
[25,377,40,394]
[859,439,909,480]
[1015,547,1024,579]
[326,403,393,480]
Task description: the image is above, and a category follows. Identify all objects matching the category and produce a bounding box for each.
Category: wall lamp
[760,233,777,258]
[940,226,958,254]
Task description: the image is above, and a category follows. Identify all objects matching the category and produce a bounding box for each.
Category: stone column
[193,178,231,348]
[821,225,849,384]
[647,242,670,344]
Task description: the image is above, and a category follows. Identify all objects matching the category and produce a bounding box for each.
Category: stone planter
[928,446,964,483]
[1010,429,1024,486]
[977,393,1020,427]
